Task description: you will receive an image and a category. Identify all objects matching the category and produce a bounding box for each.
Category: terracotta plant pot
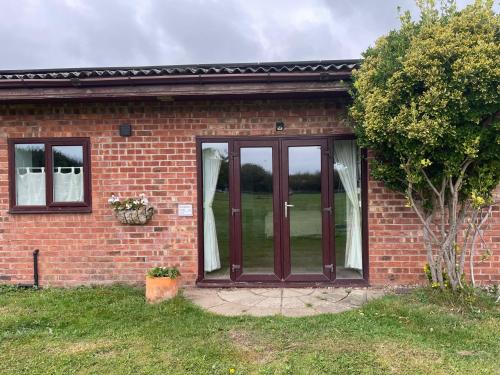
[145,276,179,303]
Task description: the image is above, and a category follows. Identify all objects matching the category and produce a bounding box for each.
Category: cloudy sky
[0,0,479,70]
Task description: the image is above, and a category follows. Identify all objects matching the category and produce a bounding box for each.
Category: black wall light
[119,123,132,137]
[275,121,285,131]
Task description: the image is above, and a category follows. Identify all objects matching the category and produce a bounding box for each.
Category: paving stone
[313,303,353,314]
[282,288,314,297]
[254,297,282,308]
[190,295,226,309]
[185,287,383,317]
[183,287,219,298]
[208,302,247,316]
[298,294,336,307]
[281,297,308,309]
[249,288,273,296]
[217,290,266,306]
[259,289,282,297]
[311,288,349,302]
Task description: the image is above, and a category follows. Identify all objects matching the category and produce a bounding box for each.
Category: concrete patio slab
[184,287,385,317]
[282,289,314,297]
[254,296,282,308]
[257,289,282,297]
[282,307,317,317]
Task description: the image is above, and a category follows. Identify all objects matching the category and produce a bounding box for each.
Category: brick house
[0,60,498,287]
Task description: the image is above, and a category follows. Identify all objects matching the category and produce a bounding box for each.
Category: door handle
[284,201,294,218]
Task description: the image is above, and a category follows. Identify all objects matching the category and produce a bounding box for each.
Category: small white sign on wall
[178,204,193,217]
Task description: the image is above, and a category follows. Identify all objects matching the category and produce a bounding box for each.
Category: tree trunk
[423,214,438,283]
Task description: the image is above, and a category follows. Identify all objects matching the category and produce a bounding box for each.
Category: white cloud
[0,0,482,69]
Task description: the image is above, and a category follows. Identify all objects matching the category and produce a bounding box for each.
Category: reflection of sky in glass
[53,146,83,164]
[15,144,45,168]
[288,146,321,174]
[241,147,272,173]
[201,144,323,174]
[15,144,44,152]
[202,143,228,158]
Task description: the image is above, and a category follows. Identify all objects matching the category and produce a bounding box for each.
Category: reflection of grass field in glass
[206,192,349,278]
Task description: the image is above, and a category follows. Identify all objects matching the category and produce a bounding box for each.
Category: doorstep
[183,287,385,317]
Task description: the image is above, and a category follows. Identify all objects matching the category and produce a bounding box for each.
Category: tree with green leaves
[350,0,499,290]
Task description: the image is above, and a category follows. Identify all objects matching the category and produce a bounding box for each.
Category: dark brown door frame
[196,135,369,287]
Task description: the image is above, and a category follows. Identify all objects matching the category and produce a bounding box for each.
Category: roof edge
[0,59,361,75]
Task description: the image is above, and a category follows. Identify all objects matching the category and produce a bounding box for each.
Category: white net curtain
[203,148,222,272]
[16,168,46,205]
[334,140,363,271]
[15,167,84,205]
[53,167,84,202]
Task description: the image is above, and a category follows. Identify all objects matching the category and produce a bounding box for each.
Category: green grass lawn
[1,286,499,374]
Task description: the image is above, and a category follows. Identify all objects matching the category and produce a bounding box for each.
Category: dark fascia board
[0,79,351,104]
[0,71,354,89]
[0,60,359,102]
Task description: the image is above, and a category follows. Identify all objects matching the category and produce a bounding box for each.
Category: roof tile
[0,60,360,80]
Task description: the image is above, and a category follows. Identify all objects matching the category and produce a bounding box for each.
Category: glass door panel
[282,139,331,281]
[233,141,280,281]
[288,146,323,273]
[241,147,274,274]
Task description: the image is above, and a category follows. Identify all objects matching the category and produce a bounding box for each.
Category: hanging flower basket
[108,194,154,225]
[115,205,154,225]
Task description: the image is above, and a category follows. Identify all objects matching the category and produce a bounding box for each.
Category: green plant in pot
[146,266,181,303]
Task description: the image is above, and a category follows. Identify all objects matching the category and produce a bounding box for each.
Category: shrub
[350,0,500,291]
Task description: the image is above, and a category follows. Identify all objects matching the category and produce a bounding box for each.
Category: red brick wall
[369,181,500,286]
[0,98,498,287]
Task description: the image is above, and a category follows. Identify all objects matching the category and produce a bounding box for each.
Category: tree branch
[407,181,440,244]
[421,168,441,200]
[454,159,473,193]
[470,205,493,287]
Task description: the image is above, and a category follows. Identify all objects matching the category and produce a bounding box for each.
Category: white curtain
[53,167,84,202]
[203,148,222,272]
[334,141,363,270]
[16,167,46,205]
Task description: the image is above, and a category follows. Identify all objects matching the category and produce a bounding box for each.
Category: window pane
[288,146,323,274]
[15,144,46,206]
[53,146,84,202]
[202,143,230,279]
[241,147,274,274]
[333,140,363,279]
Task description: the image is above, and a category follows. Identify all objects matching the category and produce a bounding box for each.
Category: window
[8,138,91,213]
